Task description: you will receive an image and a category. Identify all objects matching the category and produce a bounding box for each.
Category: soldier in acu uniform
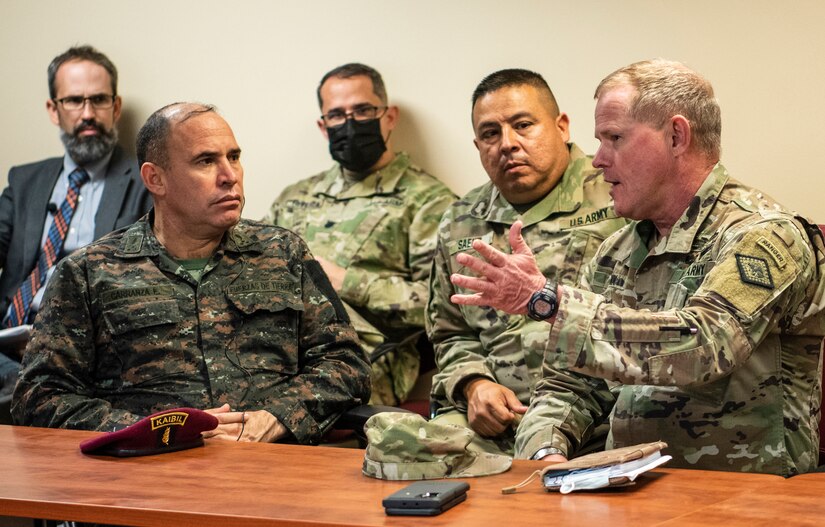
[12,103,371,445]
[268,63,456,405]
[451,60,825,476]
[427,69,627,455]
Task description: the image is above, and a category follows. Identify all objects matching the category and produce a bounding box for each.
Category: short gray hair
[595,59,721,161]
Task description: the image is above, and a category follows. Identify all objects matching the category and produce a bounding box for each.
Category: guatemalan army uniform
[515,165,825,476]
[268,152,456,405]
[12,216,371,445]
[427,144,627,452]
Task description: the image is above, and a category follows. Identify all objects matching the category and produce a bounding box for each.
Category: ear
[555,112,571,143]
[140,162,166,197]
[112,95,123,123]
[46,99,59,126]
[473,137,480,151]
[383,105,399,132]
[317,118,329,140]
[670,115,691,155]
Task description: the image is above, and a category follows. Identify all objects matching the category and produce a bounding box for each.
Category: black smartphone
[383,481,470,516]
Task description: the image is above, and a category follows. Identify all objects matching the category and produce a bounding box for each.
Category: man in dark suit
[0,45,152,420]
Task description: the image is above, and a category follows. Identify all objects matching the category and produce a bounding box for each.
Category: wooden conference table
[1,425,824,526]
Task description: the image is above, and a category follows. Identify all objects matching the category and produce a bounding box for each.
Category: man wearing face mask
[0,45,151,421]
[267,63,456,406]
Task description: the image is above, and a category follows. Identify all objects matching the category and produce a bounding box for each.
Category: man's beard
[60,120,118,165]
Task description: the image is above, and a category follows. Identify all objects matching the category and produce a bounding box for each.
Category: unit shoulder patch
[735,254,774,289]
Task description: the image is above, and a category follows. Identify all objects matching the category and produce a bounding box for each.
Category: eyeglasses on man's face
[321,104,387,128]
[53,94,116,112]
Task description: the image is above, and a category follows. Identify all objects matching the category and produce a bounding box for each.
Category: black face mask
[327,118,387,173]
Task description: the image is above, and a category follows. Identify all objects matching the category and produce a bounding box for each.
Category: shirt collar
[311,152,410,199]
[114,213,264,259]
[468,143,587,226]
[629,163,730,259]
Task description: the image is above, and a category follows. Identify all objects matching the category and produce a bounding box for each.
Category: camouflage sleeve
[550,217,816,387]
[514,228,619,458]
[262,188,287,225]
[268,243,371,444]
[426,218,493,412]
[514,368,616,459]
[12,256,144,431]
[339,186,455,329]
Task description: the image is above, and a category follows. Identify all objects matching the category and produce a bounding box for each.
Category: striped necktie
[5,168,90,327]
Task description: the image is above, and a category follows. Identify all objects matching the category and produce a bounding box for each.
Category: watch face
[528,284,557,321]
[533,299,552,316]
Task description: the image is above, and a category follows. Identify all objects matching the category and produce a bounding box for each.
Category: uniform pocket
[99,298,185,379]
[226,289,304,375]
[560,231,604,285]
[103,299,181,335]
[335,208,389,267]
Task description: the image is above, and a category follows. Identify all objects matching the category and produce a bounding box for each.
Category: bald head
[136,102,217,168]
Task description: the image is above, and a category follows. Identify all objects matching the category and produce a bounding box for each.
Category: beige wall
[1,0,823,221]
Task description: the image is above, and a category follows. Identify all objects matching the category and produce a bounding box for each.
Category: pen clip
[658,325,697,335]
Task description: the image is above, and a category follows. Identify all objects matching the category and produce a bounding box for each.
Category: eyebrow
[476,111,536,131]
[60,92,111,99]
[192,150,219,162]
[191,148,242,162]
[506,111,536,123]
[325,101,376,113]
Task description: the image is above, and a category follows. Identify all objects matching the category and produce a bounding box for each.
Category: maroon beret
[80,408,219,457]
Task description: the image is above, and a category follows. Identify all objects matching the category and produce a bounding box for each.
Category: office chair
[325,331,433,447]
[819,225,825,466]
[0,325,31,425]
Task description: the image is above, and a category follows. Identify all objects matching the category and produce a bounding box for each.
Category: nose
[217,158,241,186]
[592,144,607,169]
[80,99,96,120]
[500,126,520,154]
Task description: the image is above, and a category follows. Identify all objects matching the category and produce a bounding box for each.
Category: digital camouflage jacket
[12,216,371,444]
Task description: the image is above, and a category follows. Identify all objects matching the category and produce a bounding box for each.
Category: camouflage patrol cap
[80,408,218,457]
[362,412,512,480]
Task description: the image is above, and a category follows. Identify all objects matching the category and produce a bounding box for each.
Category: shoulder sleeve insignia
[735,254,774,289]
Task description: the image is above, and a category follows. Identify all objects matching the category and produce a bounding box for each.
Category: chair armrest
[332,405,414,447]
[334,404,413,431]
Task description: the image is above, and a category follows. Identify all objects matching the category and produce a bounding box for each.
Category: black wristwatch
[527,279,558,321]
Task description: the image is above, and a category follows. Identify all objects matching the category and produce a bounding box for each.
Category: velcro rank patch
[735,254,774,289]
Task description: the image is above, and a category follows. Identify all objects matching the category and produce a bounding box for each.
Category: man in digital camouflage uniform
[13,103,371,445]
[267,63,455,406]
[451,60,825,475]
[426,69,627,455]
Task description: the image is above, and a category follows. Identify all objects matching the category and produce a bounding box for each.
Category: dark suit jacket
[0,145,152,317]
